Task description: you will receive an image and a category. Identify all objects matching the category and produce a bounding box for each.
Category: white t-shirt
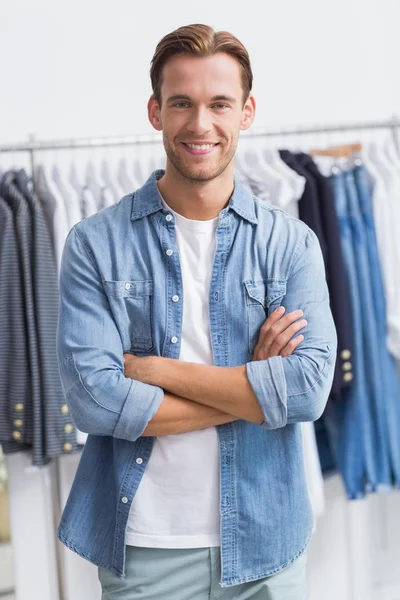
[125,199,221,549]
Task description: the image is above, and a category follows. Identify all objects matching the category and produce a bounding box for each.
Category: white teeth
[186,143,215,150]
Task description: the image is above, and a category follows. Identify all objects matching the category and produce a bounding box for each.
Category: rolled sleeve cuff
[246,356,287,429]
[113,379,164,441]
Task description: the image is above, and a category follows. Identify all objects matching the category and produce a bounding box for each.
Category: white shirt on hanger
[35,164,70,272]
[263,147,306,216]
[364,142,400,359]
[51,164,81,230]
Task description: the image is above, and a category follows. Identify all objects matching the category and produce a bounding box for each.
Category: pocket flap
[244,279,286,308]
[244,280,267,306]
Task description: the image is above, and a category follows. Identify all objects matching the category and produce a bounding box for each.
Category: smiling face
[148,52,255,183]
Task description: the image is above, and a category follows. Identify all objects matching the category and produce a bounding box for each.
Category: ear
[240,95,256,131]
[148,94,162,131]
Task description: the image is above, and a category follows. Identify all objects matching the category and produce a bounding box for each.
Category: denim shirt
[57,170,337,587]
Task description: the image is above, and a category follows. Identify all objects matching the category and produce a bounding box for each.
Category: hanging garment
[16,170,78,461]
[344,169,391,488]
[35,164,70,271]
[0,172,43,463]
[0,195,31,453]
[52,164,82,230]
[263,147,306,216]
[353,164,400,486]
[329,171,380,497]
[241,147,294,208]
[0,170,78,465]
[69,162,98,219]
[279,151,328,267]
[294,153,354,398]
[364,144,400,359]
[101,159,123,204]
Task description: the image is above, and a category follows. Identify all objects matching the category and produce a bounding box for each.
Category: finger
[269,319,307,355]
[255,310,303,356]
[280,334,304,358]
[252,306,286,357]
[253,308,304,358]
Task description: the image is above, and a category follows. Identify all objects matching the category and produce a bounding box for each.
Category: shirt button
[63,442,72,452]
[121,497,128,504]
[14,419,23,427]
[64,424,74,434]
[343,372,353,382]
[136,457,143,465]
[166,214,173,222]
[61,404,69,415]
[125,283,132,290]
[171,336,178,344]
[340,349,351,360]
[14,403,24,412]
[342,362,352,371]
[12,431,22,441]
[172,295,179,302]
[166,249,173,257]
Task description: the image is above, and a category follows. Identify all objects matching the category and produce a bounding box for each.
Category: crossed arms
[124,307,308,436]
[57,227,337,442]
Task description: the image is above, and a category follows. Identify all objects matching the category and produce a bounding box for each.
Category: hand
[123,353,157,384]
[252,307,307,361]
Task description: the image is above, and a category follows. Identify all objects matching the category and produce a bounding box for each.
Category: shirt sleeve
[56,226,164,442]
[246,227,337,429]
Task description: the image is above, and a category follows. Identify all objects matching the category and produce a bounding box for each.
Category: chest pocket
[244,279,287,354]
[103,280,154,353]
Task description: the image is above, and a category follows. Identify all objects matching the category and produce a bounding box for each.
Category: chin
[184,168,220,182]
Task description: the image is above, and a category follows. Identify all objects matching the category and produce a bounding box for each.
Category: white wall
[1,0,400,145]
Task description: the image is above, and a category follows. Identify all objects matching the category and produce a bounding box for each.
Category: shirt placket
[160,210,184,358]
[208,210,238,584]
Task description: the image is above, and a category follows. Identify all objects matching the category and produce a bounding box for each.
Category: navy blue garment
[279,150,328,268]
[294,153,354,397]
[354,164,400,486]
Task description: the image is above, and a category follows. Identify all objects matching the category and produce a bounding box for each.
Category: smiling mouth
[181,142,219,155]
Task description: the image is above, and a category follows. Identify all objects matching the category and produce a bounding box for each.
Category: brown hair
[150,24,253,107]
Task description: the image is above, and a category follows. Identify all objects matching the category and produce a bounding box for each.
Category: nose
[186,106,212,136]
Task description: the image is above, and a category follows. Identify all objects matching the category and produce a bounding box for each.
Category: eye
[212,104,229,110]
[174,102,190,108]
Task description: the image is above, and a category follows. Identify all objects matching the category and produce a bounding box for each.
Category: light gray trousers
[99,546,307,600]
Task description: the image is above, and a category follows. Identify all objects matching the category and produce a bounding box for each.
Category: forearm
[142,392,239,436]
[128,357,264,424]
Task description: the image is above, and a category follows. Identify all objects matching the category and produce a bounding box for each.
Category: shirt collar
[130,169,258,224]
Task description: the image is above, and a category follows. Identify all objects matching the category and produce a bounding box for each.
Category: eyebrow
[166,94,237,104]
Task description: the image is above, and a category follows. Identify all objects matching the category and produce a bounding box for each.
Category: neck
[156,160,235,220]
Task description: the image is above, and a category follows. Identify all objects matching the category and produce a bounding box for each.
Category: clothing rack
[1,116,399,176]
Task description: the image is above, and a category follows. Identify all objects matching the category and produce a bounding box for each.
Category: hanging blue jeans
[328,172,373,497]
[354,164,400,486]
[344,169,391,490]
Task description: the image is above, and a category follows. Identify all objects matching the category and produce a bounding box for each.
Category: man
[57,23,337,600]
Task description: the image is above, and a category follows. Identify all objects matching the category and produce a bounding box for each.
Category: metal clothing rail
[0,116,399,153]
[0,116,399,173]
